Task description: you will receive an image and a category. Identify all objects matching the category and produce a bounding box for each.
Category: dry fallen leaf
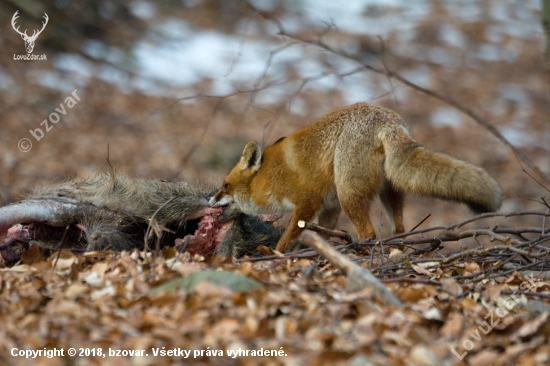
[441,278,464,296]
[514,312,550,340]
[439,312,464,339]
[412,264,433,276]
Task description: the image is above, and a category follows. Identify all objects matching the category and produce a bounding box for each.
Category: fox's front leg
[275,204,319,253]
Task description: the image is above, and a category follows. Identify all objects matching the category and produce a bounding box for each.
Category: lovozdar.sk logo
[12,10,48,60]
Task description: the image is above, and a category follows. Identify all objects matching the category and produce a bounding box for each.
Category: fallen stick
[299,227,402,306]
[297,221,352,242]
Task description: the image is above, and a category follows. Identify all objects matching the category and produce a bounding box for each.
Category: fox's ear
[240,141,262,172]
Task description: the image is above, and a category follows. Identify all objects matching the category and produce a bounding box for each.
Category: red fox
[210,103,502,253]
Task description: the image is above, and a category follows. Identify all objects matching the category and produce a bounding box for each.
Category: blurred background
[1,0,549,238]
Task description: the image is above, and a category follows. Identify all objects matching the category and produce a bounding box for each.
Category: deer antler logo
[11,11,49,54]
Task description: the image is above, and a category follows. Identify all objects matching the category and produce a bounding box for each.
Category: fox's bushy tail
[382,130,502,213]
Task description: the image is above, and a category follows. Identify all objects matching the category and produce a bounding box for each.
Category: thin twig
[144,197,176,253]
[409,213,431,232]
[170,236,190,270]
[52,225,70,270]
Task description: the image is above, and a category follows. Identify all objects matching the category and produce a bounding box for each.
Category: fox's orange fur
[210,103,502,253]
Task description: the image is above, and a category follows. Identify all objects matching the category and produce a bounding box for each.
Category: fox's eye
[223,183,230,190]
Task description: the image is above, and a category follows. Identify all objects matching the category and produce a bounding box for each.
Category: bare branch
[297,220,352,242]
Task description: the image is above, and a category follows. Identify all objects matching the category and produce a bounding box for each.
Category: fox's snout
[208,194,222,207]
[209,191,233,207]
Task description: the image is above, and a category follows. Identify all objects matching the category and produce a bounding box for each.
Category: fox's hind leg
[379,180,405,235]
[334,130,385,241]
[335,172,381,241]
[337,189,377,240]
